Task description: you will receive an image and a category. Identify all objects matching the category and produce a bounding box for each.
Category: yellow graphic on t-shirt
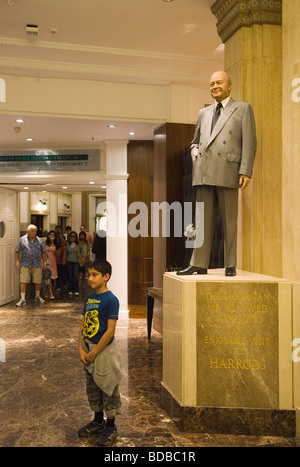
[82,309,99,338]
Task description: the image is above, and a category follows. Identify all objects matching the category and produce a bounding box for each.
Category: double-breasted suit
[189,97,257,270]
[191,98,256,188]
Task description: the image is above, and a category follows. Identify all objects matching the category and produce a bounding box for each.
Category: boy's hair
[89,260,112,279]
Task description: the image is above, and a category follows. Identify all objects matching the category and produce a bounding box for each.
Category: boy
[78,260,125,446]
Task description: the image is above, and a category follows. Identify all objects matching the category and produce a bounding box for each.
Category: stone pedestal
[161,270,297,436]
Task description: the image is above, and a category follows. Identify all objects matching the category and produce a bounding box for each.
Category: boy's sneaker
[97,425,117,447]
[16,299,26,307]
[77,420,105,438]
[34,296,45,304]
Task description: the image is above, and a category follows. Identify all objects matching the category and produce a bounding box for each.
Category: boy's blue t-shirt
[82,290,119,344]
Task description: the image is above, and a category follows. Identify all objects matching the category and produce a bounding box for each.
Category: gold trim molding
[211,0,282,43]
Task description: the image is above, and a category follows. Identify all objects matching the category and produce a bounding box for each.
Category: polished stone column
[282,0,300,438]
[282,0,300,282]
[211,0,283,278]
[104,140,129,319]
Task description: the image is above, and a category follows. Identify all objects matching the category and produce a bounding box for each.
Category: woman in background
[45,230,59,299]
[63,231,80,296]
[55,234,67,293]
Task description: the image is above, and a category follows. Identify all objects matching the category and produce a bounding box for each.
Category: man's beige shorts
[20,267,42,284]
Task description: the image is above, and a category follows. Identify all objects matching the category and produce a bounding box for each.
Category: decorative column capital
[211,0,282,43]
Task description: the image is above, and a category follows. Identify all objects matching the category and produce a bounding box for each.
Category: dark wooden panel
[153,123,195,287]
[127,141,154,305]
[165,123,196,268]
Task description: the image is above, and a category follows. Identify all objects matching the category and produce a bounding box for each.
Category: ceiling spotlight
[162,0,174,2]
[26,24,39,36]
[89,181,95,185]
[15,119,24,123]
[62,186,68,189]
[107,124,116,128]
[26,138,34,142]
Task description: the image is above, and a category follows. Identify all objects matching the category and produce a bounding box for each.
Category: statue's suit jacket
[190,98,257,188]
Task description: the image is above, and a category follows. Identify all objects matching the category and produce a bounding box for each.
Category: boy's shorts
[20,267,42,284]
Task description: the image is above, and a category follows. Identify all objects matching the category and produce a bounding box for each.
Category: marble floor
[0,289,300,448]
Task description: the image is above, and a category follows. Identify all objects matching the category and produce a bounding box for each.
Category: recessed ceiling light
[163,0,174,2]
[26,137,34,142]
[107,124,116,128]
[62,186,68,189]
[129,132,136,136]
[89,181,95,185]
[16,119,24,123]
[24,186,29,190]
[26,24,39,35]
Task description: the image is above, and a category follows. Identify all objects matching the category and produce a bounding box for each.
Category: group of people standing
[45,225,92,298]
[15,223,103,306]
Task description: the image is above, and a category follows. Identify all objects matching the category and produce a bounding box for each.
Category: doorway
[30,214,45,237]
[0,188,19,306]
[57,216,70,234]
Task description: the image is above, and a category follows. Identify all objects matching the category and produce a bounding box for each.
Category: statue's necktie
[211,102,223,134]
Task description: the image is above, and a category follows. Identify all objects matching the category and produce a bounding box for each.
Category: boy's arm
[85,319,117,364]
[78,316,87,364]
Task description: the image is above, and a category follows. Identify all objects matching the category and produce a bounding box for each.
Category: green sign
[0,154,88,162]
[0,150,101,172]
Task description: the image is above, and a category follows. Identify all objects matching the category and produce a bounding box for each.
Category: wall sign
[0,149,101,172]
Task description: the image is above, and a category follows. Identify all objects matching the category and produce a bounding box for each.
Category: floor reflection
[0,293,299,447]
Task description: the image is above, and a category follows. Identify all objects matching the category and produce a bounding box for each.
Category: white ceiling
[0,0,222,191]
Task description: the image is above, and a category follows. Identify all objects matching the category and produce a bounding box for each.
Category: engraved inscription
[196,282,279,408]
